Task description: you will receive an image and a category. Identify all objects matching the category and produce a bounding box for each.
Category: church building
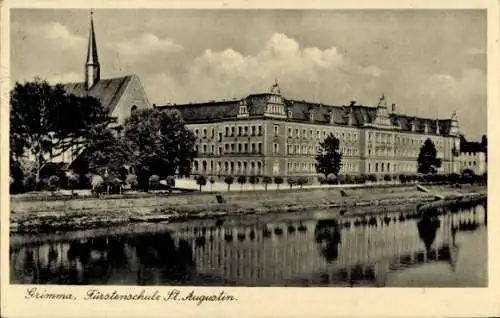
[54,11,151,163]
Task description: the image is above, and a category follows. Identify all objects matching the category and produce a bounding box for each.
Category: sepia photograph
[7,7,489,291]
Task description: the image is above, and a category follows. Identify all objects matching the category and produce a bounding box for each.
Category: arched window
[131,105,138,114]
[202,160,207,172]
[257,162,262,174]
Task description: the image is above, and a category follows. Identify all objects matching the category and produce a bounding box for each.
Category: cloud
[45,72,83,84]
[144,33,384,105]
[28,22,86,51]
[110,33,183,63]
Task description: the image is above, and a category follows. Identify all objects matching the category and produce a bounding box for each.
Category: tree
[481,135,487,162]
[47,175,60,194]
[166,175,176,192]
[67,172,80,195]
[209,177,215,191]
[149,174,161,190]
[297,176,308,189]
[119,108,196,188]
[237,175,247,191]
[195,175,207,192]
[10,79,113,183]
[224,176,234,191]
[315,133,342,178]
[262,176,272,191]
[274,176,284,189]
[248,176,258,189]
[417,139,442,174]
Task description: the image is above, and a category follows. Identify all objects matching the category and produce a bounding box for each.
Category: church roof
[61,75,133,114]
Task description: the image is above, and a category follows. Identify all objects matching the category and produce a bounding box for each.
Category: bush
[383,174,392,182]
[354,174,366,184]
[91,175,104,190]
[297,176,308,188]
[126,174,139,190]
[337,174,346,184]
[399,174,407,184]
[344,175,353,184]
[317,175,326,184]
[23,173,37,192]
[47,175,60,193]
[326,173,337,184]
[166,175,176,190]
[368,174,377,182]
[274,176,284,189]
[287,177,296,189]
[149,174,161,190]
[262,176,272,191]
[224,176,234,191]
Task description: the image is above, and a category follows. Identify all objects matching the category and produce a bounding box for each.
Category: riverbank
[10,184,487,234]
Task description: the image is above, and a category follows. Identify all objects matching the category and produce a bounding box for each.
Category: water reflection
[10,203,487,287]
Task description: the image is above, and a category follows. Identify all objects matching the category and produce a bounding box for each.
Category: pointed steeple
[85,9,100,90]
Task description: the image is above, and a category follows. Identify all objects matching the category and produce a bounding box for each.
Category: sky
[10,9,486,139]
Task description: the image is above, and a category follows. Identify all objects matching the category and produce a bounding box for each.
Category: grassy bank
[10,184,487,234]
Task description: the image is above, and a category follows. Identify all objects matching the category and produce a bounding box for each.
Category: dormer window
[309,111,314,121]
[288,109,293,118]
[237,100,249,118]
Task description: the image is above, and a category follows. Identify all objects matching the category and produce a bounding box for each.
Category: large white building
[160,83,461,179]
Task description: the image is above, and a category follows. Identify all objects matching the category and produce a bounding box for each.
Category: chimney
[349,100,356,107]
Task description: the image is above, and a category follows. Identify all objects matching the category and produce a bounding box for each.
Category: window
[375,163,379,172]
[258,143,262,153]
[244,126,248,136]
[202,144,207,153]
[203,129,207,138]
[218,132,222,141]
[288,109,293,118]
[131,105,138,114]
[251,143,256,153]
[251,126,256,136]
[194,129,199,137]
[224,144,229,152]
[296,128,300,137]
[274,125,279,136]
[302,129,306,137]
[273,143,279,153]
[230,127,235,136]
[238,143,242,153]
[244,143,248,153]
[288,128,292,137]
[211,128,215,138]
[309,129,313,138]
[316,130,320,139]
[258,125,262,136]
[238,127,242,136]
[230,143,235,152]
[219,146,223,155]
[211,145,215,154]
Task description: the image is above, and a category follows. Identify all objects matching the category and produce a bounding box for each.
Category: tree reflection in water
[134,232,195,285]
[417,208,441,254]
[315,219,342,262]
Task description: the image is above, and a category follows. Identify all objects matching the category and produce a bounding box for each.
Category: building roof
[61,75,133,114]
[158,92,454,136]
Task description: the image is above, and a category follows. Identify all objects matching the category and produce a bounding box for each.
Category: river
[10,203,487,287]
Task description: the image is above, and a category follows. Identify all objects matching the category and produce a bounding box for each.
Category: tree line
[10,79,196,194]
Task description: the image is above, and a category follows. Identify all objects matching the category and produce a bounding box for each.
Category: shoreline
[10,184,487,235]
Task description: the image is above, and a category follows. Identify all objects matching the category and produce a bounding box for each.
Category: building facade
[160,82,461,179]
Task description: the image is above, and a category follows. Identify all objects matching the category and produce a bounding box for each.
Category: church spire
[85,9,100,90]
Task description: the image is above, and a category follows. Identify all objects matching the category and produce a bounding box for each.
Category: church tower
[85,10,100,90]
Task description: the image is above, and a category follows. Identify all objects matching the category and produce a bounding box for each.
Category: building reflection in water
[10,203,486,286]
